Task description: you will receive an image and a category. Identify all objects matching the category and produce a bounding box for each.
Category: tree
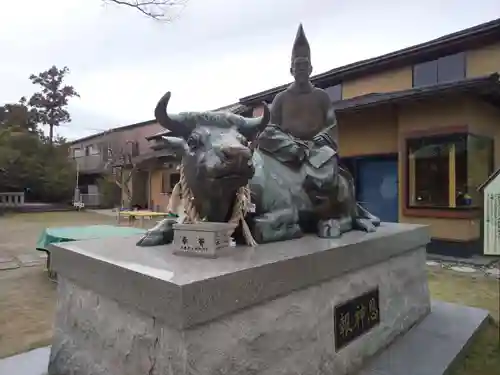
[0,98,39,133]
[105,139,139,208]
[28,66,80,145]
[104,0,187,21]
[0,127,76,202]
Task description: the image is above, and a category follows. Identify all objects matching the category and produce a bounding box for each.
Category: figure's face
[291,57,312,83]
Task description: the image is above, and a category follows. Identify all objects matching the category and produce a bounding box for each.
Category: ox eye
[187,134,203,150]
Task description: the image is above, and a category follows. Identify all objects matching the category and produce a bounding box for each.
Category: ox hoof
[317,219,341,238]
[354,218,376,232]
[136,218,176,247]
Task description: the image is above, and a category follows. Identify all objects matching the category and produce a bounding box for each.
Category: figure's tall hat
[291,23,311,64]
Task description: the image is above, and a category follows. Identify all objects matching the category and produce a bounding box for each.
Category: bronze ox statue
[137,92,380,247]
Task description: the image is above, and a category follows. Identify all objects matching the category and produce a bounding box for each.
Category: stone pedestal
[48,223,431,375]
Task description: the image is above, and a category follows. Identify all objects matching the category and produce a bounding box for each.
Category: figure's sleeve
[322,92,339,150]
[270,93,283,126]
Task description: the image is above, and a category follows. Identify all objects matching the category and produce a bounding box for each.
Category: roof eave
[478,168,500,192]
[334,73,500,113]
[240,18,500,105]
[68,119,157,146]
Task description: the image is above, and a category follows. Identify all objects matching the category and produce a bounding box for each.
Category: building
[68,119,164,207]
[109,18,499,257]
[140,102,250,211]
[67,103,248,209]
[236,18,500,257]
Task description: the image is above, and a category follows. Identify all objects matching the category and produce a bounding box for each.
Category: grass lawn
[428,268,499,375]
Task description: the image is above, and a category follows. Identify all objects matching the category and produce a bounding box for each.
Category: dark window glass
[406,134,493,208]
[340,158,357,180]
[437,52,466,84]
[131,141,140,157]
[170,173,180,190]
[161,170,169,194]
[413,52,466,87]
[325,84,342,102]
[412,60,438,87]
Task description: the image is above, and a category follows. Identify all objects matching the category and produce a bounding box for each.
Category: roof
[478,168,500,192]
[332,73,500,112]
[212,102,250,114]
[240,17,500,105]
[144,103,252,142]
[145,129,170,141]
[133,149,179,167]
[68,119,157,146]
[69,102,249,147]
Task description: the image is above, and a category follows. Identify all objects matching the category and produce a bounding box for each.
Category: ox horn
[154,91,192,139]
[241,102,270,134]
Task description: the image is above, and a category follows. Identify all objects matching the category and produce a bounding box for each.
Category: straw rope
[167,162,258,246]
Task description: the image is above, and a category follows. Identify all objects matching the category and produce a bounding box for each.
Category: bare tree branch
[104,139,139,208]
[104,0,187,22]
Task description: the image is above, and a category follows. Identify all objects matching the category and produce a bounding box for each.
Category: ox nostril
[221,146,251,161]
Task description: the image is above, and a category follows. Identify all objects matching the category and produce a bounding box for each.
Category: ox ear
[161,136,188,156]
[237,102,270,141]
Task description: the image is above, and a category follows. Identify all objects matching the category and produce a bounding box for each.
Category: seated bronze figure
[137,24,380,247]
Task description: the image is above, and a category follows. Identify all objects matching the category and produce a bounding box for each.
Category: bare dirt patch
[0,267,56,358]
[0,211,116,259]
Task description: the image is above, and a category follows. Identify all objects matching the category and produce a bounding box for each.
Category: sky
[1,0,499,141]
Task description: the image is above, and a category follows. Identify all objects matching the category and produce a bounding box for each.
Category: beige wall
[463,99,500,168]
[466,41,500,78]
[342,67,413,99]
[149,165,179,211]
[337,106,398,157]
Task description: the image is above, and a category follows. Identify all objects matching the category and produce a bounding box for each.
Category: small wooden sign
[172,222,237,258]
[334,288,380,351]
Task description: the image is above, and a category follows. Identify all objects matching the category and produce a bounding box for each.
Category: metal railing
[79,193,102,207]
[72,154,108,173]
[0,192,25,206]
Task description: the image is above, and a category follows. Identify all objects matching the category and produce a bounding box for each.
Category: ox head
[155,92,270,203]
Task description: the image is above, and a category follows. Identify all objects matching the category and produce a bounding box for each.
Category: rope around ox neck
[167,163,258,247]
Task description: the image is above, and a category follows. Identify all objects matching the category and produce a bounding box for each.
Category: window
[84,144,100,156]
[412,52,466,88]
[325,84,342,102]
[406,133,493,209]
[161,170,180,194]
[73,148,83,158]
[131,141,140,157]
[161,170,169,194]
[412,60,437,87]
[437,53,466,84]
[170,173,180,190]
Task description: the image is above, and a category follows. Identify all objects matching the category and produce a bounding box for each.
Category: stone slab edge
[50,224,430,329]
[359,300,491,375]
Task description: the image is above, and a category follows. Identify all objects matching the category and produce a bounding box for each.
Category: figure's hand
[313,131,339,151]
[312,133,328,147]
[313,133,336,148]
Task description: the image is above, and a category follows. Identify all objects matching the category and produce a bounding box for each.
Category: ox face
[166,125,255,195]
[154,91,270,202]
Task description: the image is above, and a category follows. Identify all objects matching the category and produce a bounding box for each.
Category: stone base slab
[48,247,430,375]
[0,301,489,375]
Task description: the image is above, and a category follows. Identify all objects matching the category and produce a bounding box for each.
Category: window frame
[324,83,343,102]
[402,126,492,219]
[412,52,466,88]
